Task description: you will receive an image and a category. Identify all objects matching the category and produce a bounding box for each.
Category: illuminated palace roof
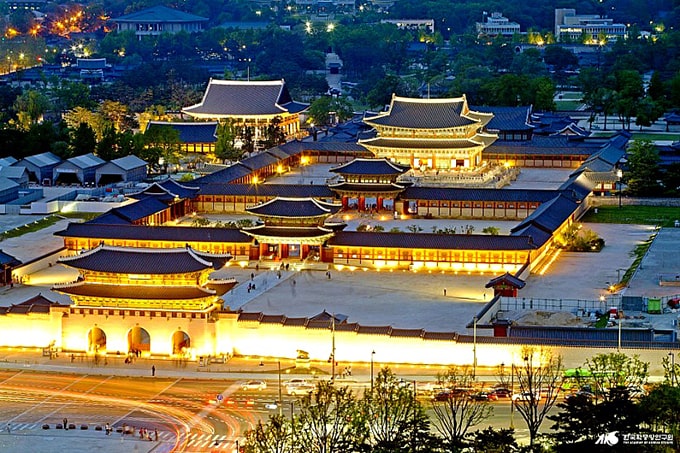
[363,95,493,130]
[58,244,228,274]
[182,79,308,118]
[55,284,216,300]
[245,197,342,219]
[329,158,411,176]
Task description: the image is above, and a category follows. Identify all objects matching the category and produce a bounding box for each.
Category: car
[512,392,541,402]
[264,402,279,410]
[433,388,471,401]
[283,378,308,388]
[241,380,267,391]
[469,391,498,402]
[490,388,512,398]
[287,383,315,396]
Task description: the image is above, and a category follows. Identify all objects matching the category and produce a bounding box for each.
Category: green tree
[261,116,287,150]
[63,107,107,140]
[584,352,649,402]
[143,124,182,170]
[96,125,119,161]
[70,122,97,156]
[466,427,518,453]
[626,140,662,196]
[639,384,680,451]
[214,120,242,163]
[13,89,50,129]
[244,414,293,453]
[614,70,644,130]
[307,96,354,127]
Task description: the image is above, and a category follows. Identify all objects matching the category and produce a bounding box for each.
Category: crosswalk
[7,423,238,450]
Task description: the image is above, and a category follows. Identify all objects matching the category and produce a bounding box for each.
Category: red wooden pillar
[358,197,365,211]
[342,196,348,209]
[377,197,383,210]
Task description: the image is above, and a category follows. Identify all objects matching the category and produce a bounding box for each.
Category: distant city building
[111,5,208,40]
[381,19,435,34]
[554,8,627,43]
[476,12,521,37]
[4,0,45,10]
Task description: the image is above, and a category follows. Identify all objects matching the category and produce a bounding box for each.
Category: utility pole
[330,313,336,384]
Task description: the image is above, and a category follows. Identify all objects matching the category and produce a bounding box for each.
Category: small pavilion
[328,158,411,212]
[242,197,342,261]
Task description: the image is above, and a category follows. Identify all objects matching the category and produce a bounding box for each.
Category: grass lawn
[555,101,583,111]
[581,205,680,227]
[630,132,680,141]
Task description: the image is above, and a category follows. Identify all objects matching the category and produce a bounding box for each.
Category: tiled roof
[55,223,252,244]
[86,211,136,225]
[77,58,106,69]
[55,283,215,300]
[192,163,253,184]
[183,79,307,116]
[22,152,61,167]
[558,173,596,201]
[0,250,21,267]
[242,225,334,239]
[485,272,526,289]
[356,325,392,335]
[196,183,335,198]
[246,197,341,217]
[59,244,215,274]
[360,137,484,149]
[131,179,199,200]
[107,197,169,222]
[390,328,425,338]
[509,224,552,247]
[472,105,532,131]
[113,5,208,22]
[364,96,479,129]
[422,331,458,341]
[64,153,105,169]
[240,151,280,171]
[511,194,578,235]
[260,314,286,324]
[328,182,405,193]
[401,187,561,203]
[329,231,537,250]
[0,293,67,315]
[330,158,410,175]
[145,121,218,143]
[106,155,147,171]
[485,135,600,156]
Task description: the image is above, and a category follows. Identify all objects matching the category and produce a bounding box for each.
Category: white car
[284,378,308,388]
[512,391,541,402]
[242,380,267,391]
[287,384,315,396]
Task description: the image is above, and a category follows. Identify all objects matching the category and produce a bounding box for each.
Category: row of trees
[244,350,680,452]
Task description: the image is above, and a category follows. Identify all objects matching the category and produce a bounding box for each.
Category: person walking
[151,365,155,377]
[63,417,68,430]
[443,288,447,296]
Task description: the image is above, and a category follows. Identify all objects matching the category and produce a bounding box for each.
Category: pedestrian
[443,288,447,296]
[154,428,159,441]
[286,263,289,271]
[250,272,254,281]
[151,365,155,377]
[63,417,68,430]
[6,423,10,433]
[71,353,75,363]
[292,279,296,286]
[105,423,111,435]
[327,271,331,279]
[255,263,259,272]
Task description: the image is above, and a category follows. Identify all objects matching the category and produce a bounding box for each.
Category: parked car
[287,383,315,396]
[241,380,267,391]
[490,388,512,398]
[469,391,498,402]
[433,388,471,401]
[283,378,308,388]
[512,391,541,402]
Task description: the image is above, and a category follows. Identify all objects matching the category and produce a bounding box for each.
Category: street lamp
[669,352,676,386]
[617,313,622,352]
[370,350,376,392]
[473,316,478,378]
[510,361,515,429]
[616,169,623,208]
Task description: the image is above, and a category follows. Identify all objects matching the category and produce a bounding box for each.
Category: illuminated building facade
[182,79,309,146]
[359,95,498,170]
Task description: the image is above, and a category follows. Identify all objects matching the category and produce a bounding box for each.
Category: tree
[466,427,518,453]
[294,381,367,453]
[13,89,50,129]
[63,107,107,140]
[244,414,293,453]
[214,120,242,163]
[261,116,287,150]
[583,352,649,402]
[363,368,423,450]
[512,347,563,446]
[614,70,644,130]
[307,96,354,127]
[100,100,132,132]
[430,366,493,450]
[639,384,680,451]
[626,140,662,196]
[143,124,182,171]
[96,125,119,161]
[70,122,97,156]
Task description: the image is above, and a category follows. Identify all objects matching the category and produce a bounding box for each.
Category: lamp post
[370,350,376,392]
[330,314,336,385]
[616,169,623,208]
[669,352,676,386]
[510,361,515,429]
[259,360,283,416]
[617,313,622,352]
[473,316,478,378]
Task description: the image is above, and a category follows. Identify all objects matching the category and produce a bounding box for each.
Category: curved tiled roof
[328,182,405,194]
[54,283,216,300]
[401,187,561,203]
[183,79,307,117]
[364,96,480,129]
[196,183,335,198]
[330,158,410,175]
[58,244,215,274]
[329,231,537,250]
[55,223,252,244]
[472,105,532,131]
[360,137,484,150]
[113,5,208,23]
[241,225,334,239]
[246,197,341,217]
